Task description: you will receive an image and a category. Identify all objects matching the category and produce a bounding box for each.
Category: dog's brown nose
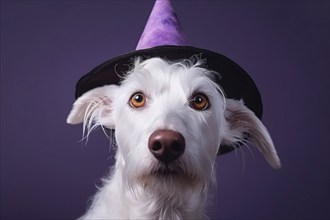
[148,130,185,163]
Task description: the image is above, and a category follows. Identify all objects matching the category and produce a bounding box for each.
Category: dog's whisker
[239,145,246,174]
[243,140,255,161]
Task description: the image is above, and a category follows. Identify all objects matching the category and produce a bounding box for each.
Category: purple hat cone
[136,0,186,50]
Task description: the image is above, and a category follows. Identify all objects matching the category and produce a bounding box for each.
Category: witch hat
[136,0,186,49]
[74,0,263,155]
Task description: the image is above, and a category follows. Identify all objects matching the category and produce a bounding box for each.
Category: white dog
[67,57,281,219]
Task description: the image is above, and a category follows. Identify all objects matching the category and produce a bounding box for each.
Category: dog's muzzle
[148,130,185,164]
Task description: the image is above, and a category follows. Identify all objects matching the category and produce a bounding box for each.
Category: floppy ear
[222,99,281,169]
[66,85,118,129]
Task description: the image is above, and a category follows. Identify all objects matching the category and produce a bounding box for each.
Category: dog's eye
[129,92,146,108]
[189,93,210,111]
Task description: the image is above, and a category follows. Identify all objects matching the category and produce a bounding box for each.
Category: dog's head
[67,57,280,192]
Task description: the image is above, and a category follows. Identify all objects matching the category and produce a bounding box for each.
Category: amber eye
[189,93,210,111]
[129,92,146,108]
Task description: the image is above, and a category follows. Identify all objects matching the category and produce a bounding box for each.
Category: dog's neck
[125,180,206,219]
[114,159,207,219]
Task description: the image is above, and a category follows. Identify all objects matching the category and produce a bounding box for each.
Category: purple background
[1,1,329,219]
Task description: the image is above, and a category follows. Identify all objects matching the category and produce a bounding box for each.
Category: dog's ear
[222,99,281,169]
[66,85,118,129]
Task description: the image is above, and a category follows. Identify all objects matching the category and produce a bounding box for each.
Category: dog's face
[67,58,280,193]
[114,58,226,191]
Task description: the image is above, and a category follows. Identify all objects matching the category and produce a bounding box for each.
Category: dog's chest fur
[81,166,205,219]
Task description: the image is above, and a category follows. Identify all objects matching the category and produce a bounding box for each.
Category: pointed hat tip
[136,0,186,50]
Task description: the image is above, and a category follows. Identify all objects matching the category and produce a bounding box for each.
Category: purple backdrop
[1,1,329,219]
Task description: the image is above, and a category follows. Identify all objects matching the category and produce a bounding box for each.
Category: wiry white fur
[67,57,281,220]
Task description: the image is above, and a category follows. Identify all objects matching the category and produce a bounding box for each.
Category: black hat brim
[74,45,263,155]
